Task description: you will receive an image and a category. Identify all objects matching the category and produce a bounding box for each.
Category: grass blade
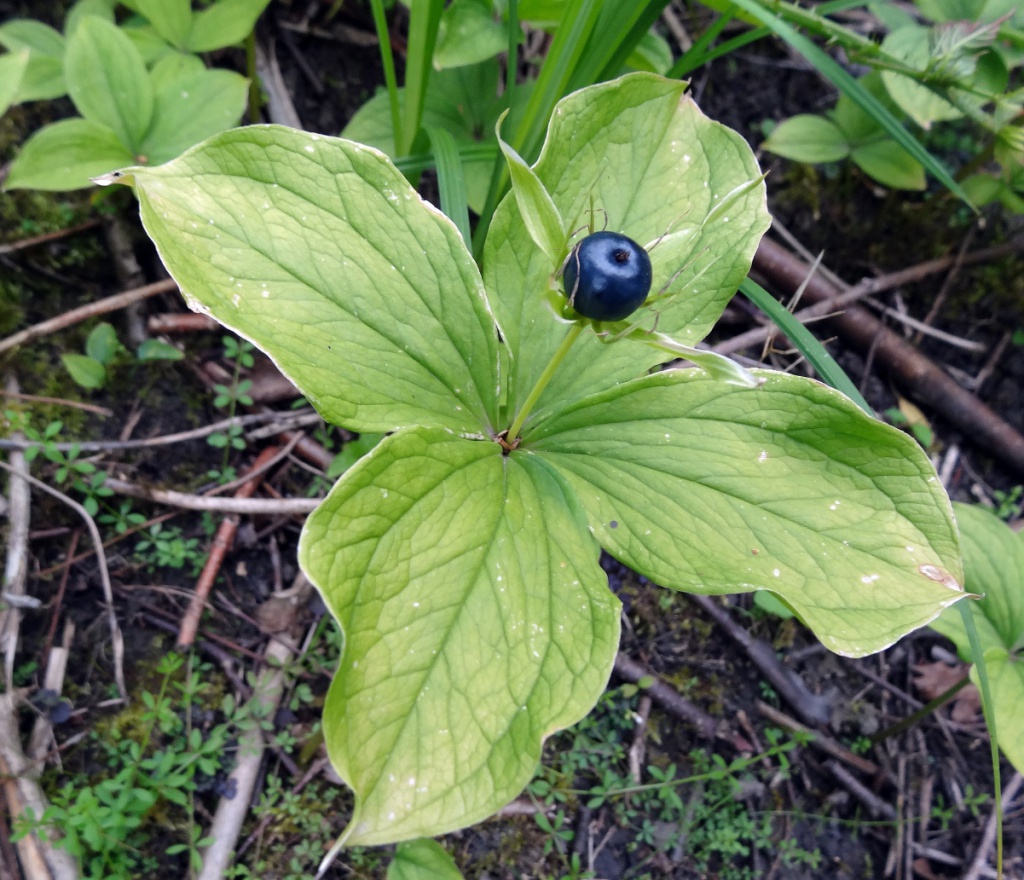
[723,0,972,205]
[427,126,472,249]
[368,0,402,154]
[738,277,872,414]
[398,0,445,156]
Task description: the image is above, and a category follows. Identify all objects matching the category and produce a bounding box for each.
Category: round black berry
[562,231,653,322]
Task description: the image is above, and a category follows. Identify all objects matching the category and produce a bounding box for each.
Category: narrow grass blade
[368,0,401,153]
[427,126,472,249]
[723,0,972,205]
[393,142,499,177]
[738,277,872,414]
[398,0,445,156]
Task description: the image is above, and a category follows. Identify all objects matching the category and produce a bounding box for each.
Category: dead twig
[178,446,283,649]
[1,377,30,694]
[613,653,746,748]
[826,759,896,820]
[196,576,311,880]
[0,460,126,701]
[28,620,74,763]
[0,390,112,417]
[688,594,831,726]
[757,701,879,776]
[0,278,178,357]
[0,694,79,880]
[963,771,1024,880]
[101,476,319,515]
[0,219,102,257]
[147,313,221,334]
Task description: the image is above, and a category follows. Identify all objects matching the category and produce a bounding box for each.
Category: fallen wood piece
[28,620,74,763]
[1,376,30,695]
[826,759,896,820]
[750,237,1024,477]
[962,770,1024,880]
[196,576,311,880]
[102,476,319,514]
[0,278,177,357]
[147,313,220,334]
[178,446,282,649]
[613,653,748,749]
[0,219,102,257]
[756,701,879,776]
[0,695,79,880]
[688,594,831,727]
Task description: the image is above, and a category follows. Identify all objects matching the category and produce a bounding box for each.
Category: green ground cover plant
[1,0,269,190]
[102,70,967,872]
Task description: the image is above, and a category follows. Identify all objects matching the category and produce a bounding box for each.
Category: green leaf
[434,0,509,70]
[483,73,769,432]
[931,503,1024,772]
[139,67,248,164]
[5,118,134,191]
[851,139,926,190]
[136,338,183,360]
[0,20,65,101]
[187,0,273,52]
[124,125,502,435]
[62,354,107,389]
[496,111,565,267]
[298,428,619,845]
[828,72,890,145]
[528,369,965,657]
[625,29,674,75]
[65,0,118,36]
[761,114,851,163]
[388,839,464,880]
[65,16,153,153]
[427,126,473,249]
[0,50,29,115]
[86,322,120,364]
[132,0,192,49]
[881,27,964,129]
[122,23,177,65]
[326,433,384,479]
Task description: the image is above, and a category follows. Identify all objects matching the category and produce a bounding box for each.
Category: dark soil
[2,2,1023,880]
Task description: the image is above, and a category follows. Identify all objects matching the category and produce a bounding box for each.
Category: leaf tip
[91,168,134,188]
[918,563,963,593]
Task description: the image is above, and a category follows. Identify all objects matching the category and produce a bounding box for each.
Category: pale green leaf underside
[483,73,770,428]
[299,428,620,845]
[528,370,964,657]
[128,126,502,435]
[931,503,1024,773]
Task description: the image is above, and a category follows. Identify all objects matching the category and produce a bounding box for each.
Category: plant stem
[506,322,584,444]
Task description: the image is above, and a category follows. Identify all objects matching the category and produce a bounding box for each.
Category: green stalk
[369,0,402,154]
[959,601,1003,876]
[507,0,518,113]
[507,323,584,444]
[398,0,445,157]
[244,29,260,122]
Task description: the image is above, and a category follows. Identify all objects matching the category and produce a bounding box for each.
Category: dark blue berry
[562,231,653,322]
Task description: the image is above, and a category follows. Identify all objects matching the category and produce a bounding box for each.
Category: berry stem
[506,322,584,445]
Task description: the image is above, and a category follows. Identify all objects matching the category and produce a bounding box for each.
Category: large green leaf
[527,369,964,656]
[65,16,153,153]
[299,428,619,845]
[123,126,501,435]
[434,0,509,69]
[931,503,1024,772]
[388,839,463,880]
[482,73,769,431]
[6,118,133,191]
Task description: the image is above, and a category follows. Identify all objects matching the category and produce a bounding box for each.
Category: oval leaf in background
[65,16,153,154]
[931,502,1024,772]
[483,72,770,430]
[125,126,502,435]
[6,117,133,191]
[527,369,964,656]
[299,428,620,845]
